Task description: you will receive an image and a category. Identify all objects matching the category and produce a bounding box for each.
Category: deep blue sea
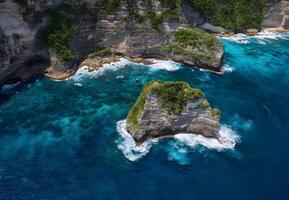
[0,33,289,200]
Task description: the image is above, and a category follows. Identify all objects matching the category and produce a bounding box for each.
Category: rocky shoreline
[1,28,287,87]
[1,0,288,86]
[45,28,289,81]
[43,55,224,82]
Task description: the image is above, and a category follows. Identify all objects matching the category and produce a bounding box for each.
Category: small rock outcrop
[126,81,221,143]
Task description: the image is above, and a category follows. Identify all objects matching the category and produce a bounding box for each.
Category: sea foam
[221,31,289,44]
[1,82,21,90]
[116,120,239,162]
[146,59,182,71]
[70,58,131,81]
[116,120,157,161]
[70,58,181,82]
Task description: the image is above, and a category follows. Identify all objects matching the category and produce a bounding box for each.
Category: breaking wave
[70,58,181,82]
[221,32,289,44]
[174,125,239,150]
[116,120,240,162]
[1,82,21,90]
[116,120,158,161]
[223,65,235,73]
[146,59,182,71]
[70,58,131,81]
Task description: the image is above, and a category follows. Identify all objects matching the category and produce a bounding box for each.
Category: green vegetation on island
[211,108,221,119]
[163,28,221,63]
[127,81,204,131]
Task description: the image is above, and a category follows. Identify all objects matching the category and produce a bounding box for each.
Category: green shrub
[160,0,182,10]
[48,26,75,63]
[38,3,76,63]
[89,48,111,58]
[174,28,218,49]
[200,101,210,109]
[162,9,180,21]
[189,0,265,30]
[131,11,145,23]
[147,11,164,30]
[38,3,75,46]
[211,108,221,119]
[160,0,183,21]
[99,0,121,16]
[163,28,221,62]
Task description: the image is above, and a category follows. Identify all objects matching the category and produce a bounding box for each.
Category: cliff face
[0,0,287,86]
[0,0,53,85]
[126,81,221,143]
[0,0,224,85]
[262,0,289,29]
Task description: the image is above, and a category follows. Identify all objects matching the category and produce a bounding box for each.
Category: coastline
[44,28,289,83]
[1,29,288,89]
[42,56,224,83]
[215,27,289,38]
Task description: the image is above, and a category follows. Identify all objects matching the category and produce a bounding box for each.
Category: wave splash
[174,125,239,150]
[70,58,182,82]
[116,120,239,162]
[221,32,289,44]
[70,58,131,81]
[116,120,158,161]
[146,59,182,71]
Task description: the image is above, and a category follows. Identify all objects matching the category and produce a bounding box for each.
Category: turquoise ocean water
[0,33,289,199]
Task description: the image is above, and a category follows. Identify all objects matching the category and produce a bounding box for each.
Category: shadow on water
[0,76,45,105]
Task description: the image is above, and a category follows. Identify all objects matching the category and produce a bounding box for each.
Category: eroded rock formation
[126,81,221,143]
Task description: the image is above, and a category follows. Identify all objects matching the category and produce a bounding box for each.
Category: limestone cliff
[0,0,226,85]
[126,81,221,143]
[0,0,287,86]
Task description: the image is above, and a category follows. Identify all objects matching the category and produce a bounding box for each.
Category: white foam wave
[69,58,181,82]
[256,31,289,40]
[1,82,21,90]
[221,33,250,44]
[221,31,289,44]
[116,120,239,162]
[174,125,239,151]
[74,83,82,87]
[223,65,235,73]
[70,58,131,81]
[146,59,182,71]
[116,120,157,161]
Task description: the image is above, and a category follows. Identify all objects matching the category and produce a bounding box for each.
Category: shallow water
[0,33,289,199]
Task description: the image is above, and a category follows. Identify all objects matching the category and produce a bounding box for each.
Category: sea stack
[126,81,221,143]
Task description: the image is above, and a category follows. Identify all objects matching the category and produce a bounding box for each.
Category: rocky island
[126,81,221,143]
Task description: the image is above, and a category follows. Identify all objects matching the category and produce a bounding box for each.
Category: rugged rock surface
[262,0,289,29]
[126,81,221,143]
[0,0,287,86]
[0,0,224,86]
